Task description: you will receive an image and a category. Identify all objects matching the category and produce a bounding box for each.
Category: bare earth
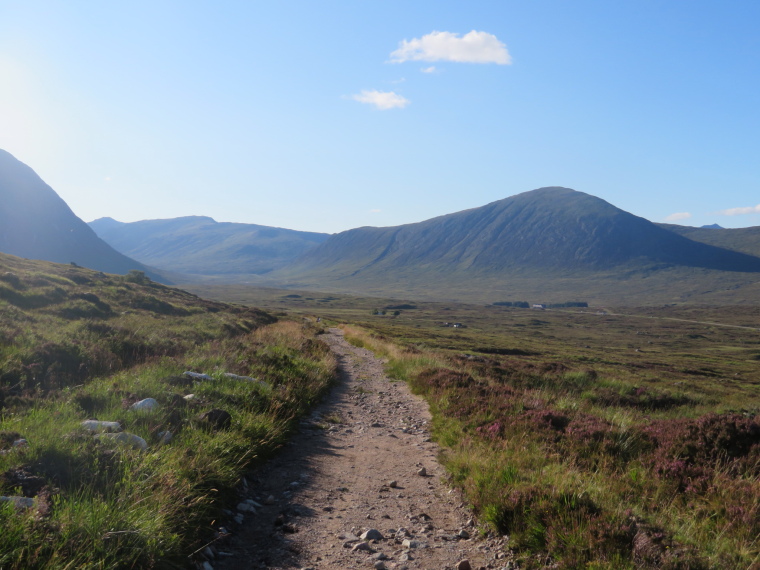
[209,327,511,570]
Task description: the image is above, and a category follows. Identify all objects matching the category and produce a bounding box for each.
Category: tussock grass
[0,253,337,568]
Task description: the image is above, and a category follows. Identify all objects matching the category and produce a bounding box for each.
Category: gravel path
[211,327,509,570]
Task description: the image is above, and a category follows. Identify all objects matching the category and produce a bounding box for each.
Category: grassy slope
[0,252,337,568]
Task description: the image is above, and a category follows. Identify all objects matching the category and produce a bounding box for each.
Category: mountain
[272,187,760,303]
[0,149,165,281]
[658,223,760,258]
[89,216,330,276]
[701,224,723,229]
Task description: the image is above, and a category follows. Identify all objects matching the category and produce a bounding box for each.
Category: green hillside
[0,252,336,568]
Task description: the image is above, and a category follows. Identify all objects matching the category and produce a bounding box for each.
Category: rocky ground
[208,327,514,570]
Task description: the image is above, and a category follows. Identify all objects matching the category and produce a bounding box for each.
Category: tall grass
[0,254,337,567]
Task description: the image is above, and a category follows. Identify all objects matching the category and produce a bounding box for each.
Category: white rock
[183,394,196,401]
[361,529,384,541]
[223,373,271,389]
[130,398,159,412]
[157,430,172,444]
[0,496,34,509]
[97,432,148,450]
[184,371,213,380]
[12,439,28,447]
[81,420,122,432]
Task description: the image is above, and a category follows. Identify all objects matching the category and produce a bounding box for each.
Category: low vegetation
[333,308,759,569]
[0,253,336,568]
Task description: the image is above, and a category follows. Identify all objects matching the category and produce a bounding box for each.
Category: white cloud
[421,66,437,74]
[719,204,760,216]
[370,209,382,213]
[390,30,511,65]
[664,212,692,222]
[351,90,410,110]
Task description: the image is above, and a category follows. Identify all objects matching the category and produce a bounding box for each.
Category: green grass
[0,253,337,568]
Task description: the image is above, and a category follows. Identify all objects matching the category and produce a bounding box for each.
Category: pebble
[351,541,374,552]
[458,529,470,539]
[417,466,427,477]
[361,529,384,541]
[456,559,472,570]
[388,480,398,488]
[373,562,386,570]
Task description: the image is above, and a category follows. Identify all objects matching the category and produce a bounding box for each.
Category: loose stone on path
[211,327,506,569]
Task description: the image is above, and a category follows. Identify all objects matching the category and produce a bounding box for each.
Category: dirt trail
[212,327,509,570]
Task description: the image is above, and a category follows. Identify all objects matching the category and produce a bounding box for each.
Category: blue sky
[1,1,759,233]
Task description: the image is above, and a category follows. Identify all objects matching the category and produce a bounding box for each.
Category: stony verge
[212,327,512,570]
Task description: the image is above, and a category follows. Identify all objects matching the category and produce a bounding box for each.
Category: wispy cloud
[664,212,692,222]
[390,30,511,65]
[351,90,410,110]
[719,204,760,216]
[421,66,437,74]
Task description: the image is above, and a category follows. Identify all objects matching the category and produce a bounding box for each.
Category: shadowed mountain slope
[659,223,760,258]
[89,216,330,276]
[0,150,164,281]
[282,188,760,282]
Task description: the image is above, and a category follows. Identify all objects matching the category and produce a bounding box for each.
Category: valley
[1,150,759,568]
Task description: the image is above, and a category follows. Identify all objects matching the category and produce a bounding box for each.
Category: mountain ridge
[88,215,330,276]
[281,187,760,278]
[0,149,165,281]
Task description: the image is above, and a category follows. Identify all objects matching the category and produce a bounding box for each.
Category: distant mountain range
[0,150,164,282]
[278,187,760,277]
[4,148,760,305]
[269,187,760,303]
[88,216,329,276]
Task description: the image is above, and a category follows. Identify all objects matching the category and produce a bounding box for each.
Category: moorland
[0,252,335,568]
[186,283,760,569]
